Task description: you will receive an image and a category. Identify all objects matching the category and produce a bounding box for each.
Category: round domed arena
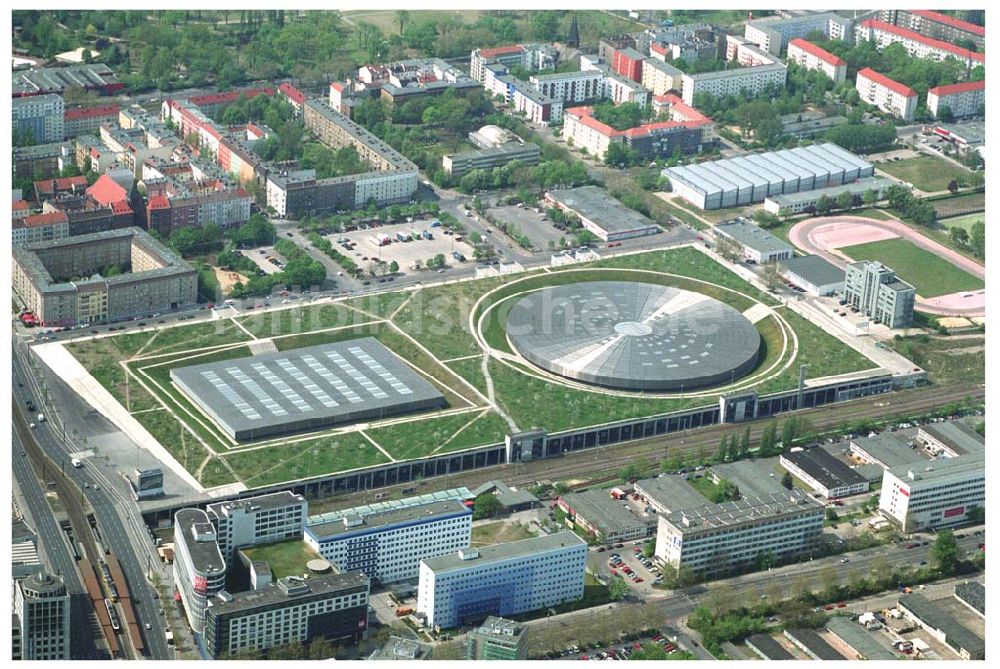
[505,281,762,391]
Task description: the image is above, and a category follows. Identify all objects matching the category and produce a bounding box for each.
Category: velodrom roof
[505,281,762,391]
[170,338,446,441]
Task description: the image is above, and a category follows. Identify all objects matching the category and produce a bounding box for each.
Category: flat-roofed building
[783,628,847,660]
[174,508,228,633]
[545,186,660,242]
[745,634,796,660]
[844,260,915,329]
[824,616,898,660]
[417,533,587,629]
[856,68,917,121]
[780,448,869,499]
[443,125,540,178]
[206,492,307,564]
[927,81,985,119]
[786,38,847,83]
[304,498,472,583]
[14,141,74,179]
[918,421,984,458]
[777,255,845,296]
[467,616,529,660]
[654,491,824,577]
[13,93,65,144]
[369,636,434,661]
[203,573,370,659]
[879,453,985,532]
[953,581,984,618]
[556,489,656,543]
[763,177,894,216]
[897,594,985,660]
[744,12,853,55]
[633,476,707,515]
[680,62,787,106]
[849,433,925,470]
[641,59,684,96]
[13,572,71,660]
[714,220,793,263]
[530,70,605,104]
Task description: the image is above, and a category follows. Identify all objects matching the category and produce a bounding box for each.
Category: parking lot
[244,245,287,275]
[329,219,476,274]
[485,204,566,251]
[590,540,662,596]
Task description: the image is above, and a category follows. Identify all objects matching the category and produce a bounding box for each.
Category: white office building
[927,81,985,119]
[173,508,228,634]
[207,492,308,564]
[879,454,985,532]
[654,492,824,577]
[856,68,917,121]
[417,533,587,629]
[304,498,472,584]
[14,572,71,660]
[786,38,847,84]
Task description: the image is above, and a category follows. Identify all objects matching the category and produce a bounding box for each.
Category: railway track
[311,382,983,514]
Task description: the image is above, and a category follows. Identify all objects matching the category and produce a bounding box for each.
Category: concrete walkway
[32,342,207,492]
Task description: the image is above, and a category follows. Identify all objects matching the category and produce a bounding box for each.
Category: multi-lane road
[13,342,171,660]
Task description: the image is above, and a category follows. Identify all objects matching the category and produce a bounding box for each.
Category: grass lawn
[846,207,894,221]
[241,540,323,579]
[656,197,709,230]
[941,212,984,233]
[890,334,984,385]
[366,410,508,461]
[839,238,983,297]
[470,521,536,547]
[877,156,973,192]
[931,191,984,218]
[688,475,722,500]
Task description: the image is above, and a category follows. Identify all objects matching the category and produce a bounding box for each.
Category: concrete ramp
[248,339,279,356]
[742,303,773,324]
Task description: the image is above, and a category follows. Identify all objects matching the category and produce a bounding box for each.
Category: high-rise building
[13,572,71,660]
[417,533,587,629]
[13,94,65,144]
[843,261,916,329]
[206,492,308,565]
[467,616,529,660]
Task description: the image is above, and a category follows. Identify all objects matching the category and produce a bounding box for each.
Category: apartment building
[530,70,605,104]
[786,38,847,84]
[12,211,70,246]
[562,105,708,163]
[467,617,529,660]
[63,104,119,140]
[843,260,916,329]
[879,9,984,52]
[304,499,472,584]
[603,71,649,106]
[13,572,71,660]
[206,492,308,565]
[744,12,853,55]
[611,47,645,83]
[417,533,587,629]
[469,44,558,83]
[277,82,308,112]
[512,83,563,125]
[203,573,370,659]
[641,59,684,96]
[12,227,198,326]
[926,81,985,119]
[14,141,73,179]
[680,62,787,106]
[855,68,917,121]
[855,19,984,69]
[654,492,825,577]
[879,453,985,532]
[13,93,65,144]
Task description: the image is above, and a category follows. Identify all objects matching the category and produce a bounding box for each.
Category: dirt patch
[810,221,899,249]
[213,266,249,293]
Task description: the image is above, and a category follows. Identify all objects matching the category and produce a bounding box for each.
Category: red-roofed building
[188,87,274,116]
[927,80,985,119]
[146,195,173,233]
[34,175,88,202]
[787,39,847,84]
[13,210,69,245]
[63,104,120,139]
[86,174,135,228]
[882,9,985,51]
[856,68,917,121]
[13,199,31,221]
[563,104,712,161]
[856,19,984,66]
[277,82,307,111]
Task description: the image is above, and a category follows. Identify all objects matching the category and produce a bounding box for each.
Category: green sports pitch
[66,247,879,491]
[839,237,984,297]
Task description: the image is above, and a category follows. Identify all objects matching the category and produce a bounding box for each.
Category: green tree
[717,435,730,462]
[388,260,400,274]
[619,462,643,483]
[740,426,751,457]
[949,227,970,247]
[394,9,410,34]
[931,529,958,575]
[629,643,669,660]
[836,190,854,211]
[307,637,335,660]
[473,493,504,520]
[862,189,878,205]
[825,507,839,522]
[970,221,985,257]
[608,576,630,602]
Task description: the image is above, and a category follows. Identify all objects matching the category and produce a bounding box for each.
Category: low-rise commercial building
[849,433,925,470]
[777,254,845,296]
[930,122,986,152]
[824,616,897,660]
[556,489,656,543]
[763,177,894,216]
[369,636,434,661]
[878,453,985,532]
[467,616,529,660]
[417,533,587,629]
[856,68,917,121]
[917,422,984,458]
[745,634,796,660]
[897,594,985,660]
[953,582,984,618]
[633,476,707,515]
[786,38,847,84]
[713,220,793,263]
[545,186,660,242]
[783,628,847,660]
[654,491,824,577]
[13,63,122,97]
[12,227,198,327]
[927,81,985,119]
[780,448,870,499]
[203,573,369,659]
[844,261,915,329]
[442,125,540,178]
[304,498,471,584]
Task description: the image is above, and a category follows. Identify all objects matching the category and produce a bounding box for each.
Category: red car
[837,602,847,608]
[581,655,589,661]
[824,605,835,610]
[635,577,644,583]
[633,642,642,650]
[611,569,618,576]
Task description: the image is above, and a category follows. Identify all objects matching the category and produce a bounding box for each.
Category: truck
[411,230,422,241]
[421,229,433,240]
[395,231,409,242]
[71,458,83,468]
[37,413,45,423]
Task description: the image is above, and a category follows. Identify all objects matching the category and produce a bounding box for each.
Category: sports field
[65,247,879,491]
[877,155,973,193]
[840,238,984,297]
